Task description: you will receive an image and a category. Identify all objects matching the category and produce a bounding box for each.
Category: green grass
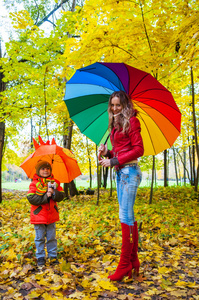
[2,178,185,191]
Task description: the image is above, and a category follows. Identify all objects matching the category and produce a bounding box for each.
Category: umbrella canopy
[20,136,81,183]
[64,62,181,156]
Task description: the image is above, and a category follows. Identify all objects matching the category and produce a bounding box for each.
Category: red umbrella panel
[20,136,81,183]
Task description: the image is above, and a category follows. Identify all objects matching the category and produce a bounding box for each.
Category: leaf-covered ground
[0,186,199,300]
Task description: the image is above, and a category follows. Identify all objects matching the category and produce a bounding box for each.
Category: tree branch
[176,149,191,182]
[113,44,138,60]
[139,1,152,53]
[35,0,70,27]
[33,0,40,25]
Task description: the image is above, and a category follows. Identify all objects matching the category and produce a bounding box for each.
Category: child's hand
[47,187,54,197]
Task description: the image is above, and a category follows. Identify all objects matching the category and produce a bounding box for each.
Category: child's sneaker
[37,257,45,267]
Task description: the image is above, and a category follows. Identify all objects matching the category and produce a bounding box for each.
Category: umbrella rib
[67,82,116,92]
[137,111,157,154]
[132,90,181,113]
[133,90,180,111]
[77,65,125,91]
[97,63,126,91]
[134,99,181,132]
[134,99,181,114]
[78,110,107,134]
[69,94,109,116]
[129,74,149,95]
[137,104,179,151]
[132,87,167,97]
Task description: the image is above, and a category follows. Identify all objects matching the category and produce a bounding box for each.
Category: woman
[98,91,144,281]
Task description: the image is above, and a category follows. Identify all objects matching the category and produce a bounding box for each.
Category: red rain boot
[131,221,140,275]
[108,223,133,281]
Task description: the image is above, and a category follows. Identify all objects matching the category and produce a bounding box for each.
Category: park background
[0,0,198,199]
[0,1,198,299]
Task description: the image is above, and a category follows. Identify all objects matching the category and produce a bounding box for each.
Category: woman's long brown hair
[108,91,137,133]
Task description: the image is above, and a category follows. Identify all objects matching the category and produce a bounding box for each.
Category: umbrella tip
[38,136,45,145]
[33,136,57,149]
[51,138,56,145]
[33,138,39,149]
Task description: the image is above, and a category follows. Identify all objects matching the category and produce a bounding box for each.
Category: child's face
[39,167,51,178]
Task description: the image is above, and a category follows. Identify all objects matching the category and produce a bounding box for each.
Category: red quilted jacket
[109,116,144,166]
[27,174,65,225]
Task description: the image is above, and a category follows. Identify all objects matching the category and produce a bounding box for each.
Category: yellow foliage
[97,279,118,291]
[0,174,199,297]
[10,10,34,29]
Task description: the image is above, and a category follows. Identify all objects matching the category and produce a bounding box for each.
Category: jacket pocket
[54,205,58,213]
[33,206,42,215]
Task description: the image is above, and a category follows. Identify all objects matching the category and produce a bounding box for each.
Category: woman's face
[110,96,122,115]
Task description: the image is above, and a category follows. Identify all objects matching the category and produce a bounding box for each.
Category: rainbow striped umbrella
[64,62,181,156]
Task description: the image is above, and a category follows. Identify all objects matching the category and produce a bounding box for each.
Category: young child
[27,160,65,267]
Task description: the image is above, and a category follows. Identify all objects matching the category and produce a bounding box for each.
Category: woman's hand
[99,158,111,167]
[98,143,108,160]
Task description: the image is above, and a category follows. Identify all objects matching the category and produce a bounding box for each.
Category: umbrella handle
[48,181,56,191]
[103,133,110,145]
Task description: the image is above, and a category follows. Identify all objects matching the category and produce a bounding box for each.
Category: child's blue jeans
[34,223,57,259]
[116,164,142,226]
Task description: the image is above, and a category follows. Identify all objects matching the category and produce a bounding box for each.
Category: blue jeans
[34,223,57,259]
[116,164,142,226]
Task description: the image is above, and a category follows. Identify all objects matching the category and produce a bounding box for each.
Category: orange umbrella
[20,136,81,183]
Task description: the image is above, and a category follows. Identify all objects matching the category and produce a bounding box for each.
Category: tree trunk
[154,168,157,186]
[103,167,109,188]
[63,122,73,149]
[149,155,155,204]
[30,117,34,150]
[177,155,181,185]
[192,138,196,186]
[0,123,5,203]
[68,180,78,196]
[173,148,179,186]
[188,140,193,185]
[110,167,113,197]
[176,149,191,184]
[190,67,199,192]
[86,137,92,188]
[63,121,78,197]
[183,150,186,186]
[98,165,102,187]
[164,150,168,187]
[0,40,6,203]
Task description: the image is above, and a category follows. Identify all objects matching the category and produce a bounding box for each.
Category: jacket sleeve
[52,180,66,202]
[27,180,49,205]
[104,150,113,159]
[117,117,144,165]
[27,193,49,205]
[52,189,66,202]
